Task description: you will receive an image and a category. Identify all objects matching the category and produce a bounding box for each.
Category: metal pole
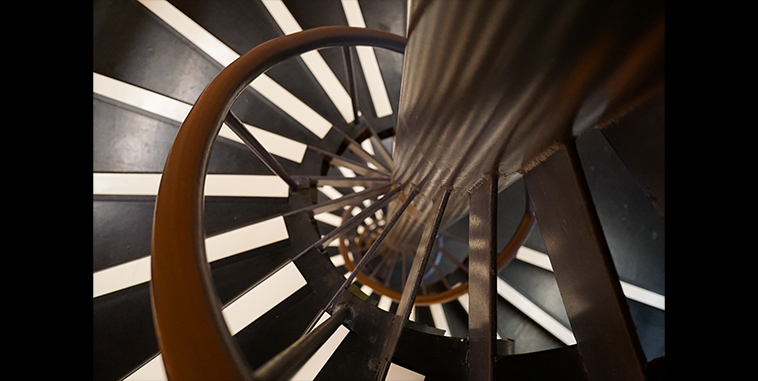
[305,176,390,188]
[524,142,647,381]
[468,173,498,381]
[342,45,359,125]
[302,188,420,336]
[309,145,390,178]
[251,307,350,381]
[328,125,392,172]
[375,189,451,381]
[283,183,392,217]
[290,185,402,262]
[224,111,300,190]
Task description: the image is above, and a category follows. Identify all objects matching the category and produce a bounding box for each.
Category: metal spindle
[309,145,390,178]
[375,189,451,381]
[224,111,300,190]
[283,184,391,217]
[328,123,391,173]
[292,185,402,261]
[302,188,420,336]
[250,307,350,381]
[362,116,394,167]
[342,45,359,125]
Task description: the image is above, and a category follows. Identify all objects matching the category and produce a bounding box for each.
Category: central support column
[387,0,663,250]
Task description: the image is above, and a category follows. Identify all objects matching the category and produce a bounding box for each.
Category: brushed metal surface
[387,0,664,243]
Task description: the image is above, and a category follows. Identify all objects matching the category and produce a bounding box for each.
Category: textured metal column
[388,0,664,244]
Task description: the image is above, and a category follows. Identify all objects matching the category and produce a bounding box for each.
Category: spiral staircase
[93,1,665,380]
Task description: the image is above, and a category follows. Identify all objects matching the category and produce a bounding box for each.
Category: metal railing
[151,0,664,379]
[151,26,405,381]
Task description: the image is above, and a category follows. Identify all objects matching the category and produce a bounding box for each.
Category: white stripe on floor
[620,281,666,311]
[93,256,152,299]
[387,363,425,381]
[124,262,306,379]
[378,295,392,311]
[137,0,332,138]
[515,246,554,272]
[327,236,342,247]
[248,75,332,138]
[203,174,289,197]
[496,277,576,345]
[457,294,469,313]
[124,354,166,381]
[361,139,379,170]
[93,216,289,298]
[515,246,665,310]
[429,303,451,337]
[290,311,351,381]
[261,0,355,124]
[223,261,306,335]
[456,293,501,339]
[313,185,373,227]
[330,254,345,267]
[319,185,344,200]
[360,284,374,297]
[93,173,289,198]
[340,0,394,118]
[205,217,289,262]
[314,212,343,227]
[93,72,306,163]
[227,125,307,163]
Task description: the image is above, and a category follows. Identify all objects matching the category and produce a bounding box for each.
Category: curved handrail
[151,27,406,381]
[339,196,535,305]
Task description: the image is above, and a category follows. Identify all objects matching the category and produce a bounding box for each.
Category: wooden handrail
[151,27,405,381]
[339,198,535,305]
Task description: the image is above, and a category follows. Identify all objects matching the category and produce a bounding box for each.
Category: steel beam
[524,142,646,381]
[468,174,498,381]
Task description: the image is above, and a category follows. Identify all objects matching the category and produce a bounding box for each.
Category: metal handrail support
[151,27,405,381]
[251,307,351,381]
[224,111,301,190]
